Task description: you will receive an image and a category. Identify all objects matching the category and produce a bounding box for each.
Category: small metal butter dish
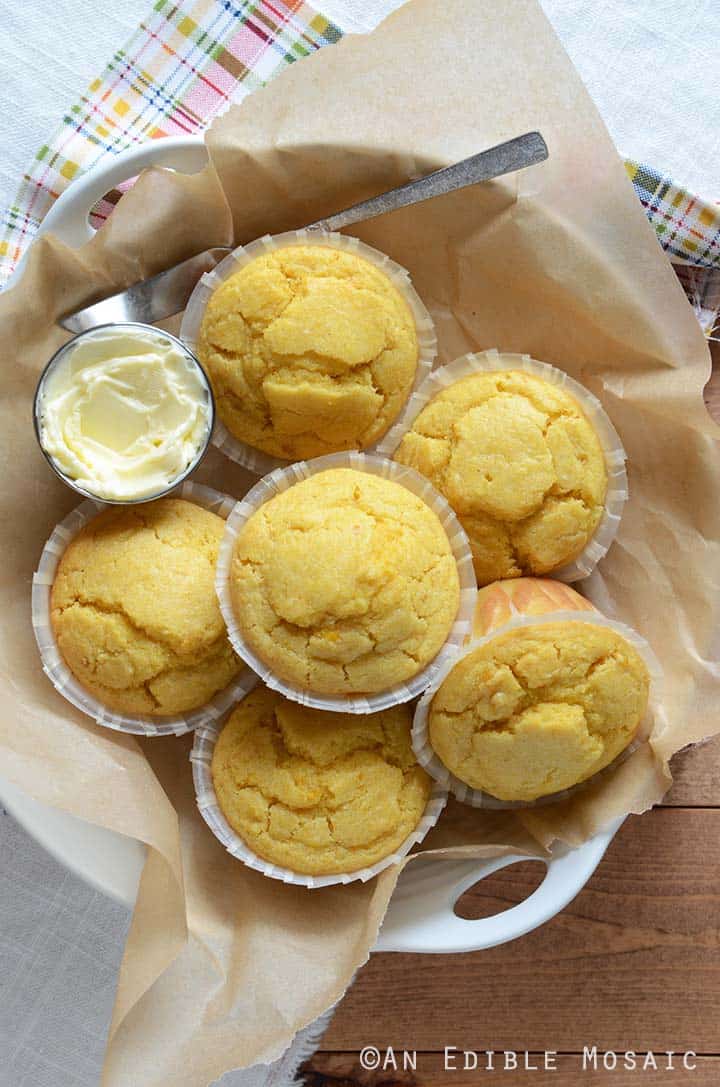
[33,322,214,505]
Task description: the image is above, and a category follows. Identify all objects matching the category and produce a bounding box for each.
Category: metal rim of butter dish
[32,321,215,505]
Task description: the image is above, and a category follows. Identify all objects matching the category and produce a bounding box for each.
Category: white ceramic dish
[2,136,621,953]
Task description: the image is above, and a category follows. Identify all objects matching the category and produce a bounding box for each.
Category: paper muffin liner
[412,606,665,810]
[32,480,258,738]
[375,348,629,583]
[179,228,437,475]
[215,450,477,714]
[190,678,448,889]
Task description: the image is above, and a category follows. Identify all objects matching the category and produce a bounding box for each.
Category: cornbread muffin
[51,499,241,716]
[212,686,433,875]
[428,621,650,801]
[230,468,460,695]
[197,243,420,460]
[394,368,608,585]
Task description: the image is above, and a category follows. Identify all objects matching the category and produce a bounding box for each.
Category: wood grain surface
[305,1053,720,1086]
[300,343,720,1085]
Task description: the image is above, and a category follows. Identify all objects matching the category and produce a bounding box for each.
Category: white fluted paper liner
[412,608,666,810]
[179,228,437,475]
[32,481,257,738]
[215,451,477,714]
[375,349,629,583]
[190,682,448,888]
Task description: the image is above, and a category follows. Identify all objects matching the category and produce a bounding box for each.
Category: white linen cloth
[0,2,718,1085]
[1,0,718,219]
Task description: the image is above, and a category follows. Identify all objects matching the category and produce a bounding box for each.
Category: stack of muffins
[38,230,657,887]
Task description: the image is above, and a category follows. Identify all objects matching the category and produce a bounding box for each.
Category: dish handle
[37,135,208,250]
[375,820,621,954]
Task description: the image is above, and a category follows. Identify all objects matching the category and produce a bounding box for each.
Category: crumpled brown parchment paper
[0,1,718,1084]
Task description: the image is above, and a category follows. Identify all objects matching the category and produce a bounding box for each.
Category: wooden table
[300,346,720,1086]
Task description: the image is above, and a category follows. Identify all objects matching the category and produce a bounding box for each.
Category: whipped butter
[37,326,211,501]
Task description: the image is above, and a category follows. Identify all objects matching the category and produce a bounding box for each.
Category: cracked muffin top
[393,367,608,585]
[196,243,420,461]
[229,468,460,697]
[428,621,650,802]
[50,498,241,716]
[212,685,432,875]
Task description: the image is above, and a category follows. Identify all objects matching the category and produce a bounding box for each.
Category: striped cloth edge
[1,0,717,338]
[0,0,341,278]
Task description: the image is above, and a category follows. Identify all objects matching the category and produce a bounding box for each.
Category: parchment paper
[1,1,718,1084]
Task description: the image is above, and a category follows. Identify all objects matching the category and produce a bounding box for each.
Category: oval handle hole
[454,860,547,920]
[88,175,140,231]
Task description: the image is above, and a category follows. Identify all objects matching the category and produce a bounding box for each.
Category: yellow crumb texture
[212,687,432,875]
[197,244,419,460]
[231,469,460,695]
[50,499,241,716]
[394,369,608,585]
[428,621,649,801]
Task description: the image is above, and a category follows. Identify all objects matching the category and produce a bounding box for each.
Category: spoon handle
[58,132,547,333]
[307,131,548,233]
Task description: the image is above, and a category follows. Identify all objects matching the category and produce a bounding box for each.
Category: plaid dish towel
[1,0,718,338]
[1,0,720,337]
[626,160,720,336]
